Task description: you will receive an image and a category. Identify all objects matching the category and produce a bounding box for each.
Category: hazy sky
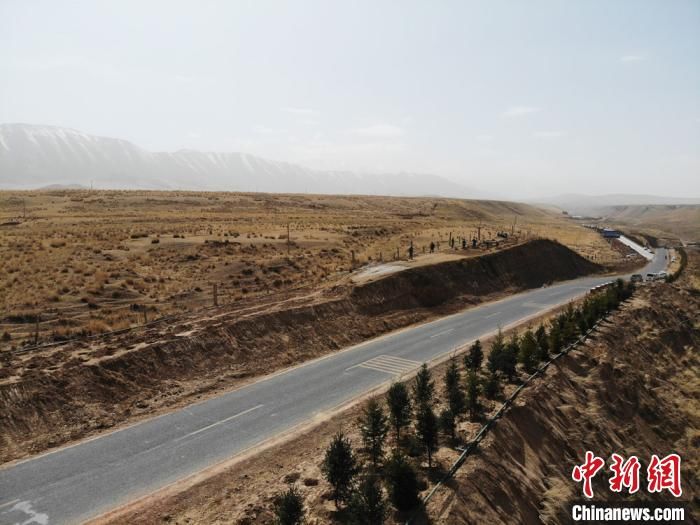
[1,0,698,199]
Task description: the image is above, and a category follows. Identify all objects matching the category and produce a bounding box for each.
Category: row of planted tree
[273,278,635,524]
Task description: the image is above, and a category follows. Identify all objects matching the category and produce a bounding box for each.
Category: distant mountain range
[0,123,473,197]
[537,193,700,216]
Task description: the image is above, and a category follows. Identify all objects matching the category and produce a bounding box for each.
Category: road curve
[0,249,668,524]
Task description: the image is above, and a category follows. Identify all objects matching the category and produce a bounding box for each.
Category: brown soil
[431,273,699,523]
[0,239,599,464]
[92,304,572,525]
[95,252,699,525]
[1,190,621,347]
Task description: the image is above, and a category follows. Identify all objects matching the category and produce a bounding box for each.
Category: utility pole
[287,222,290,255]
[213,284,218,307]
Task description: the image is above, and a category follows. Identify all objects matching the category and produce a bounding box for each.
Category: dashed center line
[429,328,454,339]
[347,355,421,375]
[523,301,552,309]
[0,499,19,511]
[484,311,502,319]
[175,404,264,442]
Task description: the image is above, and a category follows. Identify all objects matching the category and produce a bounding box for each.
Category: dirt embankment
[0,239,599,463]
[97,253,699,525]
[432,283,699,524]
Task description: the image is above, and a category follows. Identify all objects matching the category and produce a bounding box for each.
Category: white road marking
[365,360,412,373]
[175,404,263,441]
[349,355,421,375]
[484,311,502,319]
[4,501,48,525]
[0,499,19,510]
[430,328,454,339]
[523,301,552,308]
[359,363,408,374]
[372,355,421,366]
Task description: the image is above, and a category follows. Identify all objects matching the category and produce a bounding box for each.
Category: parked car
[631,274,643,283]
[646,273,657,281]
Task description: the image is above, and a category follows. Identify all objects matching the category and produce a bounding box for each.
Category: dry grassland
[0,190,621,347]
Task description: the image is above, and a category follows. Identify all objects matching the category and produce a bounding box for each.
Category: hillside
[98,251,698,525]
[0,123,471,196]
[1,190,622,347]
[594,204,700,243]
[540,193,700,214]
[0,240,601,464]
[432,274,699,523]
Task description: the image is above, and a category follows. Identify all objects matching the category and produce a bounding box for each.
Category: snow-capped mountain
[0,123,472,197]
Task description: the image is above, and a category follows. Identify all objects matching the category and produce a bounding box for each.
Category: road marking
[0,499,19,510]
[430,328,454,339]
[484,311,502,319]
[175,404,264,441]
[348,355,421,375]
[523,301,552,309]
[372,355,420,366]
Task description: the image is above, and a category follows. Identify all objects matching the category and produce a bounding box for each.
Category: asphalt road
[0,248,667,524]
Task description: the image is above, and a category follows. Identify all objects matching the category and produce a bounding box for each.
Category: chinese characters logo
[572,451,682,498]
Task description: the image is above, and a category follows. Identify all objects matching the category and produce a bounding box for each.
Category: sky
[1,0,698,199]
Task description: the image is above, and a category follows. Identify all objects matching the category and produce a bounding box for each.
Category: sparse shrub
[387,382,412,442]
[347,474,387,525]
[412,363,435,407]
[484,371,500,399]
[518,329,538,372]
[415,403,438,467]
[444,357,465,419]
[358,399,389,469]
[439,407,456,440]
[385,451,419,512]
[534,325,549,361]
[464,339,483,371]
[322,431,359,508]
[273,485,305,525]
[465,370,481,420]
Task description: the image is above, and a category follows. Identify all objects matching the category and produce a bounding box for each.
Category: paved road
[618,235,654,261]
[0,250,667,524]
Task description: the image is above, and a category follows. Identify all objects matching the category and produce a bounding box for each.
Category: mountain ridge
[0,123,474,197]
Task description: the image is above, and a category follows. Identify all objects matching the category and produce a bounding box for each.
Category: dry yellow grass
[0,189,620,347]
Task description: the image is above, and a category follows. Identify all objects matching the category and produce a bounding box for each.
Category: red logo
[647,454,682,497]
[609,454,641,494]
[573,452,682,498]
[572,451,605,498]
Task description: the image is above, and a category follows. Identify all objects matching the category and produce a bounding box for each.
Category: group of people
[408,236,480,259]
